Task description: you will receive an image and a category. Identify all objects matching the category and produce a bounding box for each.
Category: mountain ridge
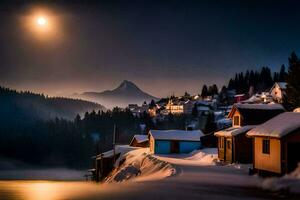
[76,80,158,108]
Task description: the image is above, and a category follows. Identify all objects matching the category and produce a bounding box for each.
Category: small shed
[247,112,300,175]
[149,130,204,154]
[129,135,149,147]
[214,126,256,163]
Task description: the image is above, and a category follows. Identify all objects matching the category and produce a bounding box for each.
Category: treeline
[0,108,141,169]
[200,65,287,99]
[199,52,300,109]
[227,65,287,94]
[0,86,105,130]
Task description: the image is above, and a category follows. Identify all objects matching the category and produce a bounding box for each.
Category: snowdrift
[105,148,176,183]
[184,148,218,165]
[261,164,300,194]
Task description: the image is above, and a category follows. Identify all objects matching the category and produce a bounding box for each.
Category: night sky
[0,0,300,97]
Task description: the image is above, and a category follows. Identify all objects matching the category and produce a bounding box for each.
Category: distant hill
[73,80,158,108]
[0,86,105,128]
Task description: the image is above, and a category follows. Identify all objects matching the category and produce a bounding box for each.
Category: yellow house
[165,100,184,114]
[247,112,300,175]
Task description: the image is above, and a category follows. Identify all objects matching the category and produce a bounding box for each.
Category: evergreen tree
[279,64,287,82]
[149,99,156,109]
[201,85,208,98]
[284,52,300,109]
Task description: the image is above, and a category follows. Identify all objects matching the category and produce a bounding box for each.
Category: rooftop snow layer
[277,82,287,89]
[96,145,137,159]
[247,112,300,138]
[235,103,284,110]
[149,130,204,141]
[214,125,256,137]
[132,135,148,143]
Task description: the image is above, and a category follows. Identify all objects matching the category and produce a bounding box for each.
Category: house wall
[151,139,200,154]
[155,140,171,154]
[130,139,149,148]
[225,138,233,163]
[179,141,201,153]
[281,129,300,173]
[149,136,155,154]
[232,111,242,127]
[254,137,281,174]
[234,133,253,163]
[217,137,225,161]
[270,84,283,102]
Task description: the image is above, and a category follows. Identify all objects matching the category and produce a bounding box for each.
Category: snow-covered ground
[101,147,300,199]
[105,148,176,183]
[2,147,299,200]
[261,164,300,194]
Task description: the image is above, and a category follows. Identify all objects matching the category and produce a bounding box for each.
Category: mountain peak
[116,80,140,92]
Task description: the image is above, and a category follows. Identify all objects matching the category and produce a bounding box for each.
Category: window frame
[262,139,270,154]
[233,115,240,126]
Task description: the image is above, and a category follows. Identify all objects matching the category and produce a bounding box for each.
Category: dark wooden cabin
[215,126,255,163]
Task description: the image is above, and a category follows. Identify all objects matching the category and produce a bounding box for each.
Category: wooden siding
[225,138,233,163]
[281,129,300,174]
[254,137,281,174]
[218,137,225,161]
[234,133,253,163]
[130,138,149,148]
[149,136,155,154]
[232,110,242,127]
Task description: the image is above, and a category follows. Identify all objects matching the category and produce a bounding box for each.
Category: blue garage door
[179,141,201,153]
[155,140,171,154]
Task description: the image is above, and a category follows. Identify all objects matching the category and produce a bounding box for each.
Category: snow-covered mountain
[74,80,158,109]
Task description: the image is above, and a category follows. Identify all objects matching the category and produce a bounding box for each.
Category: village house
[228,103,285,127]
[129,135,149,147]
[247,112,300,176]
[165,99,184,114]
[214,103,285,163]
[148,130,204,154]
[234,94,247,103]
[270,82,287,103]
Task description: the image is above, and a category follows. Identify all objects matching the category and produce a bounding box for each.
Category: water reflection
[0,181,105,200]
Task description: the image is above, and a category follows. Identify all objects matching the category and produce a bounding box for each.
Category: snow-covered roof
[96,145,137,159]
[242,95,262,103]
[214,125,256,137]
[247,112,300,138]
[131,134,148,143]
[197,106,210,111]
[149,130,204,141]
[276,82,287,90]
[235,94,246,97]
[234,103,284,110]
[216,118,232,125]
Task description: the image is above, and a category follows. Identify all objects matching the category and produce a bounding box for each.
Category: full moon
[36,16,47,26]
